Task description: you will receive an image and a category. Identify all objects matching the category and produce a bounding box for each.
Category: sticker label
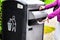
[17,3,23,9]
[7,16,16,32]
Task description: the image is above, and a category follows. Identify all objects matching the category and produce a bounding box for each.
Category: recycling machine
[2,0,48,40]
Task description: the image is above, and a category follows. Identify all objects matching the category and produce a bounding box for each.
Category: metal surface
[28,11,47,20]
[16,0,44,5]
[26,23,44,40]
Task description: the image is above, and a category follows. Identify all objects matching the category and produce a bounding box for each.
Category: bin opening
[36,17,46,22]
[28,20,37,26]
[28,17,46,26]
[29,9,39,11]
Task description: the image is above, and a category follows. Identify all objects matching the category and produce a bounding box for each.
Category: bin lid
[28,11,48,20]
[16,0,44,5]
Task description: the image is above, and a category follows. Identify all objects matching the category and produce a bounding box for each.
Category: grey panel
[28,11,48,20]
[26,23,44,40]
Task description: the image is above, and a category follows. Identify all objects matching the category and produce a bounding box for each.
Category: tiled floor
[44,31,55,40]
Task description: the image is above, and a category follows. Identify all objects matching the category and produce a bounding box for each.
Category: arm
[45,0,57,9]
[48,7,60,19]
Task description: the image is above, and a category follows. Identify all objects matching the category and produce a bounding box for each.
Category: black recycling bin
[2,1,27,40]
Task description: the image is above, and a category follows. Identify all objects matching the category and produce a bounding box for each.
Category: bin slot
[29,9,39,11]
[29,9,45,11]
[28,28,33,31]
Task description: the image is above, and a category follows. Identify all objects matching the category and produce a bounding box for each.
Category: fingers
[39,6,45,11]
[47,18,49,23]
[42,18,49,23]
[42,20,46,22]
[39,6,43,10]
[39,6,42,10]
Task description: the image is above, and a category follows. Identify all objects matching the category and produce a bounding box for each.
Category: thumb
[47,18,49,23]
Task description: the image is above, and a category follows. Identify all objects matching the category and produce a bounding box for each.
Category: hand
[42,17,49,23]
[46,18,49,23]
[39,6,45,11]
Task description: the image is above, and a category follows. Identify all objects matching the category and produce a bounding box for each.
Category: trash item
[44,25,55,34]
